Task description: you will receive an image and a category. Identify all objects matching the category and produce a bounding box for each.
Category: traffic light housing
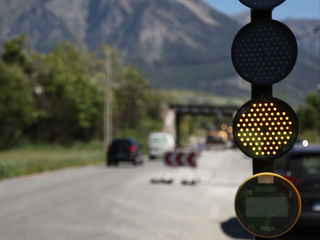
[235,173,301,238]
[239,0,285,9]
[232,19,297,85]
[232,0,300,239]
[233,97,298,159]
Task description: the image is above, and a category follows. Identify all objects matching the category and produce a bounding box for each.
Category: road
[0,149,317,240]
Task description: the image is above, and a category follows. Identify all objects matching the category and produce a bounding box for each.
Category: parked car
[107,138,143,166]
[148,132,175,159]
[276,144,320,226]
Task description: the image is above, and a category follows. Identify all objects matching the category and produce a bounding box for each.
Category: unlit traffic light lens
[240,0,285,9]
[232,20,297,85]
[233,97,298,159]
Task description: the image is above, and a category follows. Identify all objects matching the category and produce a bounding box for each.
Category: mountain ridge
[0,0,318,105]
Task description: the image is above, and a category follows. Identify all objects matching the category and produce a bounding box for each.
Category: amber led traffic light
[233,97,298,159]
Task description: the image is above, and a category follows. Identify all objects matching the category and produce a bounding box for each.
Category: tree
[0,63,36,148]
[0,37,163,148]
[113,69,149,128]
[99,46,163,145]
[30,43,104,142]
[297,105,318,131]
[1,35,34,74]
[297,93,320,142]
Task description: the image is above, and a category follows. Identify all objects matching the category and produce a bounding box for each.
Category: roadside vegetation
[0,35,163,178]
[297,93,320,142]
[0,35,164,149]
[0,35,318,179]
[0,141,104,179]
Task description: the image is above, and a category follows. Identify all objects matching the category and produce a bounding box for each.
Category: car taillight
[108,146,112,153]
[129,145,136,152]
[284,175,302,186]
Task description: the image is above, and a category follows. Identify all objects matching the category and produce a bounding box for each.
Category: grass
[0,141,105,179]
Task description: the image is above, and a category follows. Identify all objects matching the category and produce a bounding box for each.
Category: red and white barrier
[164,151,198,168]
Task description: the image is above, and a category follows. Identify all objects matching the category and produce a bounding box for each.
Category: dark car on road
[276,144,320,226]
[107,138,143,166]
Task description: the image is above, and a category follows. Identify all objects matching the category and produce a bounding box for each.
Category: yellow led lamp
[233,97,298,160]
[234,172,301,238]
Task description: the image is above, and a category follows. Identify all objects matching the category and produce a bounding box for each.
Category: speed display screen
[246,197,288,217]
[235,173,301,238]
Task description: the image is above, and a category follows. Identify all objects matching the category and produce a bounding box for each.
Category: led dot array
[232,20,297,85]
[233,99,298,159]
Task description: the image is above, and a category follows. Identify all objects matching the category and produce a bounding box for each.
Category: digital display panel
[235,173,301,238]
[256,185,277,193]
[246,197,288,217]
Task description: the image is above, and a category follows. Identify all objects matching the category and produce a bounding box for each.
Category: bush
[0,63,36,149]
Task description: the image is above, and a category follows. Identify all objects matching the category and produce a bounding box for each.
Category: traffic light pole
[252,84,274,174]
[252,86,279,240]
[233,2,300,239]
[251,9,278,240]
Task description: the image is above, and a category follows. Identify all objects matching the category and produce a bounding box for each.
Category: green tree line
[0,36,163,149]
[297,93,320,142]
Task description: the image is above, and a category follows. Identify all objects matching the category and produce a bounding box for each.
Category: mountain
[231,11,320,105]
[0,0,318,105]
[229,11,250,26]
[283,18,320,59]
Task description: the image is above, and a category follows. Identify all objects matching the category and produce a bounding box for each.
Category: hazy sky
[204,0,320,19]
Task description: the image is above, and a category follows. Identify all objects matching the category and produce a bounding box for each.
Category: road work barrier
[163,151,198,168]
[150,150,199,185]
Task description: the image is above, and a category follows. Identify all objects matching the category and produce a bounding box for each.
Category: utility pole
[104,50,112,154]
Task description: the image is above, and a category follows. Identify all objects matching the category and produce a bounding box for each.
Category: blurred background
[0,0,319,240]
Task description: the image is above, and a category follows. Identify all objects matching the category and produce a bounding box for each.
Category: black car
[107,138,143,166]
[276,144,320,226]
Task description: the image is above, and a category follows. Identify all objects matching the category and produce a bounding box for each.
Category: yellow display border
[234,172,302,239]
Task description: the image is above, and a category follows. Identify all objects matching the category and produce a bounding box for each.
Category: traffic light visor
[233,97,298,160]
[240,0,285,9]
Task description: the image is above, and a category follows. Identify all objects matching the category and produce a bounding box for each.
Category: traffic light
[233,97,298,159]
[239,0,285,9]
[232,0,300,239]
[232,19,297,85]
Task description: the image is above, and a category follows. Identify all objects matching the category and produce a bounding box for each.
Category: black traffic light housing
[240,0,285,9]
[232,19,297,85]
[233,97,298,160]
[232,1,300,239]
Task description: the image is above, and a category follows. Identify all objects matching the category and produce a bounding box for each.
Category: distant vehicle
[276,144,320,226]
[148,132,175,159]
[206,129,228,144]
[107,138,143,166]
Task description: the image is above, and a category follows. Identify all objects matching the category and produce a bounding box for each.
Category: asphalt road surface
[0,149,317,240]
